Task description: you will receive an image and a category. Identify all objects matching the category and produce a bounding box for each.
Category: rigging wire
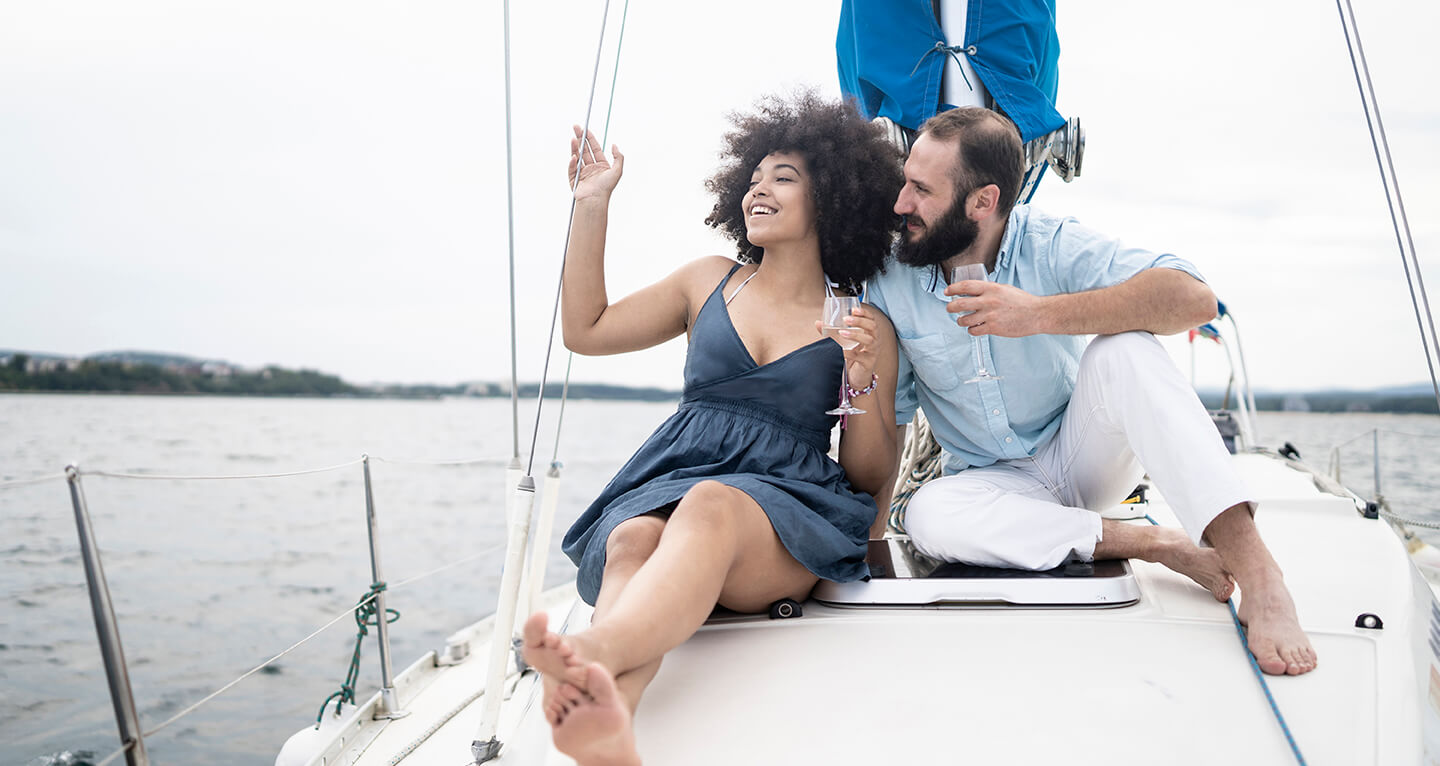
[1334,0,1440,414]
[504,0,521,466]
[524,0,621,478]
[550,0,632,465]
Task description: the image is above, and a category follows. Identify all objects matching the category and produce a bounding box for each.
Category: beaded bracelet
[846,372,879,399]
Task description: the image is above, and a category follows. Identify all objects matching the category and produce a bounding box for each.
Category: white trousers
[904,332,1253,570]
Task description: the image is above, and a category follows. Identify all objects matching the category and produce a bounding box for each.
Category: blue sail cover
[836,0,1064,142]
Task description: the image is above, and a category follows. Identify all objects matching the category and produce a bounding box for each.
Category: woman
[523,92,903,765]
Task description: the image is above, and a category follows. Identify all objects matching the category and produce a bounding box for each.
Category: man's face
[893,134,977,268]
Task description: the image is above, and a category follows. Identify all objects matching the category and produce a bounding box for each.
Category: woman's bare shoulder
[673,255,746,294]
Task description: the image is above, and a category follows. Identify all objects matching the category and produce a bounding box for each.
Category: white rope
[1383,511,1440,531]
[369,455,508,467]
[86,458,364,481]
[389,543,507,591]
[1375,429,1440,440]
[91,742,133,766]
[142,592,380,738]
[887,411,944,533]
[0,472,67,489]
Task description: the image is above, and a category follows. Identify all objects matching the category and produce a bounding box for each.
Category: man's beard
[895,197,979,269]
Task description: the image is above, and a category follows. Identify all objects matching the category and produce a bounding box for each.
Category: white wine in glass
[950,264,1002,384]
[822,296,865,414]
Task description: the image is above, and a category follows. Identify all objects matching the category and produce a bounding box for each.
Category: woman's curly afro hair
[704,90,903,296]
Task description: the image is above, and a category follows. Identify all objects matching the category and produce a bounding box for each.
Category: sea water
[1,394,1437,765]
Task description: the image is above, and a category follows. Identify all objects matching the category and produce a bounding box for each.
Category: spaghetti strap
[724,268,759,306]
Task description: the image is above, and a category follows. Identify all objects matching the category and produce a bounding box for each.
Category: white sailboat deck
[279,451,1439,766]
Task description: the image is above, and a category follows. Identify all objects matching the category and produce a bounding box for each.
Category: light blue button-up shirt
[867,205,1205,474]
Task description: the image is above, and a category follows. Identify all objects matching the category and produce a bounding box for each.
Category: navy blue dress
[562,264,875,605]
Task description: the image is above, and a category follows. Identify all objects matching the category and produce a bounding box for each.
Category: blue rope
[1226,600,1307,764]
[1142,514,1305,764]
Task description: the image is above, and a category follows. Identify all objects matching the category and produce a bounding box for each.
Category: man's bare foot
[523,612,591,712]
[551,663,641,766]
[1236,576,1317,675]
[1147,528,1235,601]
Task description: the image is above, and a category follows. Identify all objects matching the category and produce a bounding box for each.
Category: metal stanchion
[66,465,149,766]
[361,456,407,720]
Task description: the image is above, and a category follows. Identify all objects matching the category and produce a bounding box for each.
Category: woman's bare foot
[522,612,591,711]
[1236,576,1317,675]
[1148,528,1235,601]
[552,663,641,766]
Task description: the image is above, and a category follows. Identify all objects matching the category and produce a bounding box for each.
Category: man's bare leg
[1204,503,1316,675]
[1095,519,1234,600]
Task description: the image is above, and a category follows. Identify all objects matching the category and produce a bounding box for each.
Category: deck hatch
[813,538,1140,608]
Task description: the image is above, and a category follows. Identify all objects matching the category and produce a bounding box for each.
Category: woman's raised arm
[561,127,717,356]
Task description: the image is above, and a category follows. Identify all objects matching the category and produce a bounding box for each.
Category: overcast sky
[2,0,1436,393]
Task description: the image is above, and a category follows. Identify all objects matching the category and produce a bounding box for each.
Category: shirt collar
[996,205,1027,271]
[911,262,950,302]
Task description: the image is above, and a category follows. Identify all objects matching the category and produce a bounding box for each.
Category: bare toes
[524,612,549,648]
[558,683,586,705]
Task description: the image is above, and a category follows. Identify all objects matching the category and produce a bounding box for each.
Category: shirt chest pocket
[900,332,962,393]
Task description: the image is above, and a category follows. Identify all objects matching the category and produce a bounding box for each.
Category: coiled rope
[886,411,943,533]
[316,582,400,725]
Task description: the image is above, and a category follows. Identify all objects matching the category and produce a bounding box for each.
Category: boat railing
[1329,428,1440,531]
[1,452,553,766]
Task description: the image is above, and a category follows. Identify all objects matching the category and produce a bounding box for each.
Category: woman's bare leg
[525,480,819,764]
[572,481,817,674]
[541,514,666,723]
[593,518,667,714]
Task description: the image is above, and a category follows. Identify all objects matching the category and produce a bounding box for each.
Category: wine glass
[821,296,865,415]
[951,264,1002,384]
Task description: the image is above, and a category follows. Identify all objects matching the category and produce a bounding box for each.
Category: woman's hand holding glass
[569,125,625,202]
[817,299,880,416]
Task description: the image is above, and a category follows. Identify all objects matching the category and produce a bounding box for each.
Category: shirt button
[1005,437,1013,443]
[992,409,1000,416]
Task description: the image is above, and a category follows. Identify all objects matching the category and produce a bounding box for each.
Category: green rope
[315,583,400,726]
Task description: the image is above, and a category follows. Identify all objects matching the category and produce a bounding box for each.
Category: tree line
[0,354,358,397]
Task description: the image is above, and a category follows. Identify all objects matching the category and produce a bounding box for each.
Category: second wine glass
[950,264,1002,384]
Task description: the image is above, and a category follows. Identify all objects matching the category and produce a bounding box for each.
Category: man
[864,106,1316,676]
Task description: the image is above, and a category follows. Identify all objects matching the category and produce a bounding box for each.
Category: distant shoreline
[0,388,683,402]
[4,389,1437,414]
[2,349,1434,412]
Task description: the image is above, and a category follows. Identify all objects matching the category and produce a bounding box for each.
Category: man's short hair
[916,107,1025,216]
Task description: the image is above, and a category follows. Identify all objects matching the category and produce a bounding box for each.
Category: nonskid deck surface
[321,454,1429,765]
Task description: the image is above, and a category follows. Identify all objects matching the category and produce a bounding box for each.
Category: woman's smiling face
[743,151,818,249]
